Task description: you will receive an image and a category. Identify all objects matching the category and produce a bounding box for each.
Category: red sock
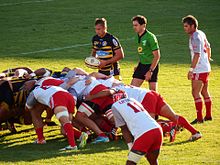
[63,123,76,147]
[177,116,198,134]
[194,98,203,121]
[73,127,82,139]
[99,120,113,132]
[98,133,107,137]
[204,97,212,118]
[35,127,44,140]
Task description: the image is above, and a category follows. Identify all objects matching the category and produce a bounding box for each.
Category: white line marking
[0,0,54,7]
[5,33,179,56]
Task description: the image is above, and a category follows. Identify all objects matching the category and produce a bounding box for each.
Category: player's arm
[73,67,89,76]
[188,53,200,80]
[188,35,202,80]
[24,68,51,79]
[84,88,115,101]
[99,48,124,68]
[121,125,134,150]
[89,72,111,79]
[145,35,160,80]
[59,77,79,90]
[91,48,96,57]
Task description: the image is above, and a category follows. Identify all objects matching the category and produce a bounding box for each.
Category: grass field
[0,0,220,164]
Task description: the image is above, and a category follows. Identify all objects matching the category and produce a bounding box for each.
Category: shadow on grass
[0,130,127,163]
[163,139,191,146]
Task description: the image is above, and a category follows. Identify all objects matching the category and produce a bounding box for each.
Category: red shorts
[50,91,75,113]
[192,72,210,84]
[132,128,163,153]
[141,91,166,115]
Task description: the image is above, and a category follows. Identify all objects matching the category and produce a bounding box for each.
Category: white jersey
[189,30,211,73]
[112,98,160,140]
[114,85,150,103]
[82,79,102,96]
[98,76,121,88]
[70,75,87,96]
[32,86,67,108]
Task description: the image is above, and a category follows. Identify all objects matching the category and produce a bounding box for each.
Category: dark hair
[95,18,107,27]
[182,15,198,28]
[132,15,147,25]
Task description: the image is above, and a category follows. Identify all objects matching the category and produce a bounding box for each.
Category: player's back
[33,86,66,107]
[112,98,159,140]
[115,85,150,103]
[36,77,64,87]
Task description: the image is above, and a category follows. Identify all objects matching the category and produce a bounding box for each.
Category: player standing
[130,15,160,91]
[182,15,212,124]
[91,18,124,80]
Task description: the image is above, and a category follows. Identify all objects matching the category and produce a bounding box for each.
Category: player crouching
[112,94,162,165]
[25,85,88,150]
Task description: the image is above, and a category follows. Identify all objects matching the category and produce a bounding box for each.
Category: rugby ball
[85,57,100,69]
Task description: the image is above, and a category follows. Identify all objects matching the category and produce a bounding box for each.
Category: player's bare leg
[191,80,204,123]
[130,78,144,87]
[54,106,77,150]
[146,150,160,165]
[201,82,212,120]
[159,104,201,141]
[75,112,103,135]
[30,105,45,144]
[149,82,157,91]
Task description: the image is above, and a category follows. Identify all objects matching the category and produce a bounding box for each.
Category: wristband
[127,142,133,150]
[189,68,194,72]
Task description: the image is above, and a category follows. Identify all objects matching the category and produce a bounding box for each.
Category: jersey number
[127,102,144,113]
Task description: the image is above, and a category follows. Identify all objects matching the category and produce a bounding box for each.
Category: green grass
[0,0,220,164]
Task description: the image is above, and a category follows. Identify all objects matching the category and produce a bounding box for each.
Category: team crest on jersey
[102,41,107,46]
[138,46,143,53]
[142,40,147,46]
[112,39,119,47]
[94,41,99,46]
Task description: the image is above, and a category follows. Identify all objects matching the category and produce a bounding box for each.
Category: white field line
[7,33,178,56]
[0,0,54,7]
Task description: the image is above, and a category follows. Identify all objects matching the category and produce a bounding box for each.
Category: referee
[91,18,124,80]
[130,15,161,91]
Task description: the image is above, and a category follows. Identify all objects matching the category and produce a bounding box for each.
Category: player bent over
[112,97,162,165]
[25,86,88,150]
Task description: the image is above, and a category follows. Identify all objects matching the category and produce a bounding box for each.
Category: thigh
[192,80,204,98]
[159,104,177,122]
[131,78,144,87]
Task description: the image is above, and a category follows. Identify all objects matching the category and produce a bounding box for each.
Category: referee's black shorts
[132,63,159,82]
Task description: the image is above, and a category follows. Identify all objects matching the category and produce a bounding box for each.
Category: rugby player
[112,97,162,165]
[91,18,124,80]
[182,15,212,124]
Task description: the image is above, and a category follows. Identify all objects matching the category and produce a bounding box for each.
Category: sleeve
[149,34,159,51]
[25,91,37,109]
[92,36,96,49]
[112,105,126,127]
[191,34,202,53]
[112,36,121,50]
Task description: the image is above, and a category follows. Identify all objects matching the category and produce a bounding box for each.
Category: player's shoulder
[146,30,156,38]
[106,32,119,41]
[192,30,205,40]
[92,34,100,41]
